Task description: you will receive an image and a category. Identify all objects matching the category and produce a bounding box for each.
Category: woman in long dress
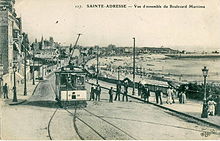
[208,99,216,116]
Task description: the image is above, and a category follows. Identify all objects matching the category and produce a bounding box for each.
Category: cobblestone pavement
[1,74,220,140]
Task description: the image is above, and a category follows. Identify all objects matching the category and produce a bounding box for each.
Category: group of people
[138,83,150,102]
[89,84,101,101]
[89,82,190,105]
[107,81,129,102]
[137,83,187,105]
[89,81,129,103]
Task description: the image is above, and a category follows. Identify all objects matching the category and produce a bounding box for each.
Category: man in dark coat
[95,84,101,101]
[109,87,113,103]
[122,82,128,102]
[138,81,142,96]
[89,85,95,101]
[3,83,9,99]
[143,86,150,102]
[115,81,121,101]
[155,87,163,105]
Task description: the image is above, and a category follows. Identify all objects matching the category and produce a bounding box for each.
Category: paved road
[1,74,220,140]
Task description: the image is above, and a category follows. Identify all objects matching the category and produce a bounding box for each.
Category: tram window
[76,76,84,85]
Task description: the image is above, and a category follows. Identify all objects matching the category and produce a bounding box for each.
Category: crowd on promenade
[89,81,220,117]
[89,80,130,102]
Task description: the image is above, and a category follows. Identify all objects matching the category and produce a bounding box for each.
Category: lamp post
[12,61,18,102]
[96,46,99,84]
[32,42,35,85]
[132,37,136,95]
[117,66,121,81]
[201,66,208,118]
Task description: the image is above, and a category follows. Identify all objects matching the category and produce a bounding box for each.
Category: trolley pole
[132,37,136,95]
[96,46,99,84]
[23,33,28,96]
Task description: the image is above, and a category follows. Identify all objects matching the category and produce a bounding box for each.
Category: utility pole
[22,33,28,96]
[96,46,99,84]
[132,37,136,95]
[32,39,37,85]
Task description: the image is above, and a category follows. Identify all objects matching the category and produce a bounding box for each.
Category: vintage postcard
[0,0,220,140]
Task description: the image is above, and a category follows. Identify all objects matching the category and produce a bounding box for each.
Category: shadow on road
[22,100,87,109]
[22,100,58,108]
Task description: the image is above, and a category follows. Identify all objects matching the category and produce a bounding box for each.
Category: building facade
[0,0,24,87]
[0,0,22,74]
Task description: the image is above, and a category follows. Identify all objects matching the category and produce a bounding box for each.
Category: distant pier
[166,54,220,59]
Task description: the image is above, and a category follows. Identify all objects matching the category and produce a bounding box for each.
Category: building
[0,0,25,87]
[0,0,22,74]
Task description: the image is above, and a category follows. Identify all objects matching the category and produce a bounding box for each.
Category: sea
[88,54,220,83]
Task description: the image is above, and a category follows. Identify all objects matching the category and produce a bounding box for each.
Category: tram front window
[60,74,85,90]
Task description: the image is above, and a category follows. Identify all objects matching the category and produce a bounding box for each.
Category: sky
[14,0,220,51]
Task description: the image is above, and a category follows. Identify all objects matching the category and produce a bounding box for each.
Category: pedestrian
[109,87,113,103]
[213,96,219,115]
[178,90,183,104]
[122,82,128,102]
[95,84,101,101]
[166,87,172,104]
[208,98,216,116]
[138,81,142,96]
[215,96,220,116]
[171,88,176,103]
[114,81,121,101]
[89,85,95,101]
[155,87,163,105]
[3,83,9,99]
[181,91,186,104]
[142,86,150,102]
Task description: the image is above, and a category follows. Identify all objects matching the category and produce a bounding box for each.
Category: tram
[55,66,87,107]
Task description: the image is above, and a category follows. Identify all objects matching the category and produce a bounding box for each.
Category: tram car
[55,66,87,107]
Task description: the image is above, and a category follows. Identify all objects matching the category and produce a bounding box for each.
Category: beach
[87,54,220,83]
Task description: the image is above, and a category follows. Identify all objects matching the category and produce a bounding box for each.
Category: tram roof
[55,67,85,74]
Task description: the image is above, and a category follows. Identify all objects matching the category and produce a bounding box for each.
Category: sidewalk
[133,93,220,128]
[1,65,59,106]
[88,79,220,128]
[2,80,39,105]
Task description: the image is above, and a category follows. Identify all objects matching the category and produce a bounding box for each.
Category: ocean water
[88,54,220,83]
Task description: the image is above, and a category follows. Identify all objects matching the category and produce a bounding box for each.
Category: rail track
[47,74,220,140]
[47,108,59,140]
[48,82,106,140]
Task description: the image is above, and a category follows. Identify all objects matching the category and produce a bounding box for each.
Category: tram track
[47,106,84,140]
[82,108,137,140]
[47,108,59,140]
[47,83,83,140]
[49,81,105,140]
[64,105,137,140]
[65,108,106,140]
[48,76,136,140]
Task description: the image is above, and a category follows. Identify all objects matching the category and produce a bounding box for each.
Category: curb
[9,100,27,106]
[88,82,220,129]
[8,81,40,106]
[32,82,40,96]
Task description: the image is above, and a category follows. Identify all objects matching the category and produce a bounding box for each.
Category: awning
[13,42,21,54]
